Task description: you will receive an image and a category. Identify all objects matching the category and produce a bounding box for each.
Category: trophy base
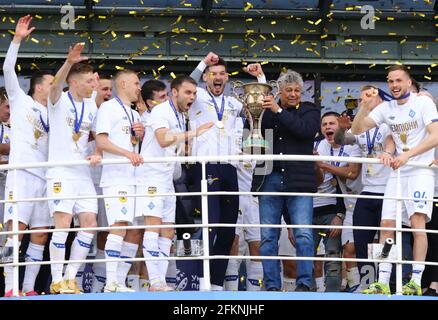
[242,137,270,153]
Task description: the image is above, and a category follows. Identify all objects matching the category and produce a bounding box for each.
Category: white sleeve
[151,107,170,132]
[349,144,362,157]
[95,104,112,135]
[48,90,64,109]
[3,42,26,104]
[420,97,438,126]
[368,102,387,127]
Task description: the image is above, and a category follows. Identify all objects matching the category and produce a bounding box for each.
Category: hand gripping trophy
[231,80,279,153]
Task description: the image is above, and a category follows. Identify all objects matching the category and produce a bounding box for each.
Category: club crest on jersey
[121,207,128,214]
[409,109,416,118]
[53,182,61,193]
[118,191,128,203]
[88,113,94,122]
[7,191,13,201]
[148,187,157,195]
[376,132,382,141]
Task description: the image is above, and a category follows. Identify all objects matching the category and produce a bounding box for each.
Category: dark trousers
[192,163,239,286]
[353,192,383,284]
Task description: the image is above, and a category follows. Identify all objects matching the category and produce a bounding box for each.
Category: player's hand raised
[243,63,264,78]
[67,43,88,65]
[14,15,35,42]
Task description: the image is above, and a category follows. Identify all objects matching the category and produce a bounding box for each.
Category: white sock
[91,249,106,293]
[166,258,177,289]
[64,231,94,281]
[117,241,138,286]
[378,262,392,285]
[142,231,160,285]
[411,264,425,286]
[49,231,68,283]
[158,237,172,284]
[341,277,347,290]
[139,278,150,292]
[75,262,86,291]
[104,234,123,285]
[315,276,325,292]
[224,258,240,291]
[347,267,361,288]
[4,238,20,292]
[127,274,140,291]
[283,277,296,292]
[22,242,44,293]
[246,261,263,291]
[211,284,223,291]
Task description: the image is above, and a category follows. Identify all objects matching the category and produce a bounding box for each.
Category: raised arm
[190,52,219,83]
[350,89,380,135]
[49,43,88,105]
[3,15,35,100]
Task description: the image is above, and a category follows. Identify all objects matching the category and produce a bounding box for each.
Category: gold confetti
[124,34,131,38]
[345,61,353,65]
[115,66,124,70]
[244,1,253,11]
[31,38,39,44]
[271,21,276,25]
[321,34,328,39]
[98,15,106,19]
[129,11,137,14]
[344,38,353,43]
[387,17,394,21]
[424,75,432,80]
[273,45,281,51]
[158,65,165,71]
[170,72,176,79]
[111,30,117,38]
[381,50,388,54]
[246,18,253,22]
[261,61,269,65]
[35,15,42,20]
[369,64,376,69]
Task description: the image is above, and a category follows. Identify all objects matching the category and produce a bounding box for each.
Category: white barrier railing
[1,154,436,296]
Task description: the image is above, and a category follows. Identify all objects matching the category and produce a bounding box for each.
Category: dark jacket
[252,100,321,193]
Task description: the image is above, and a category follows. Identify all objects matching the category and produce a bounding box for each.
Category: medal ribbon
[67,92,85,134]
[207,90,225,122]
[377,88,410,102]
[169,99,184,131]
[366,128,379,156]
[40,113,49,133]
[115,96,136,136]
[330,146,344,167]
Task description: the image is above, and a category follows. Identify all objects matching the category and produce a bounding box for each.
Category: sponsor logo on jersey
[53,182,61,193]
[148,186,157,195]
[118,191,128,203]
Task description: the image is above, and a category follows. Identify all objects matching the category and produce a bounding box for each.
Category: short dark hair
[28,70,54,96]
[321,111,340,120]
[141,79,166,102]
[410,78,421,93]
[204,57,227,72]
[66,62,94,83]
[98,72,112,81]
[0,87,7,104]
[170,75,197,91]
[361,84,377,92]
[387,64,411,78]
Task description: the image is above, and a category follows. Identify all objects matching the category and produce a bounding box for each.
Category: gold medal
[72,132,81,142]
[330,178,337,187]
[216,120,224,129]
[34,129,41,140]
[131,135,138,146]
[367,164,374,176]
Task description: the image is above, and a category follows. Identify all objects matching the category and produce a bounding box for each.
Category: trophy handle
[268,80,280,99]
[231,80,245,103]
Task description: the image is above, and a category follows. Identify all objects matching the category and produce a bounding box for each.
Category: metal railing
[1,154,437,296]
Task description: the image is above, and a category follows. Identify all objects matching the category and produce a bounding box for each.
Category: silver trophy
[231,81,279,152]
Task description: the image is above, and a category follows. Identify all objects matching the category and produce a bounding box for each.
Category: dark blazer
[252,100,321,193]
